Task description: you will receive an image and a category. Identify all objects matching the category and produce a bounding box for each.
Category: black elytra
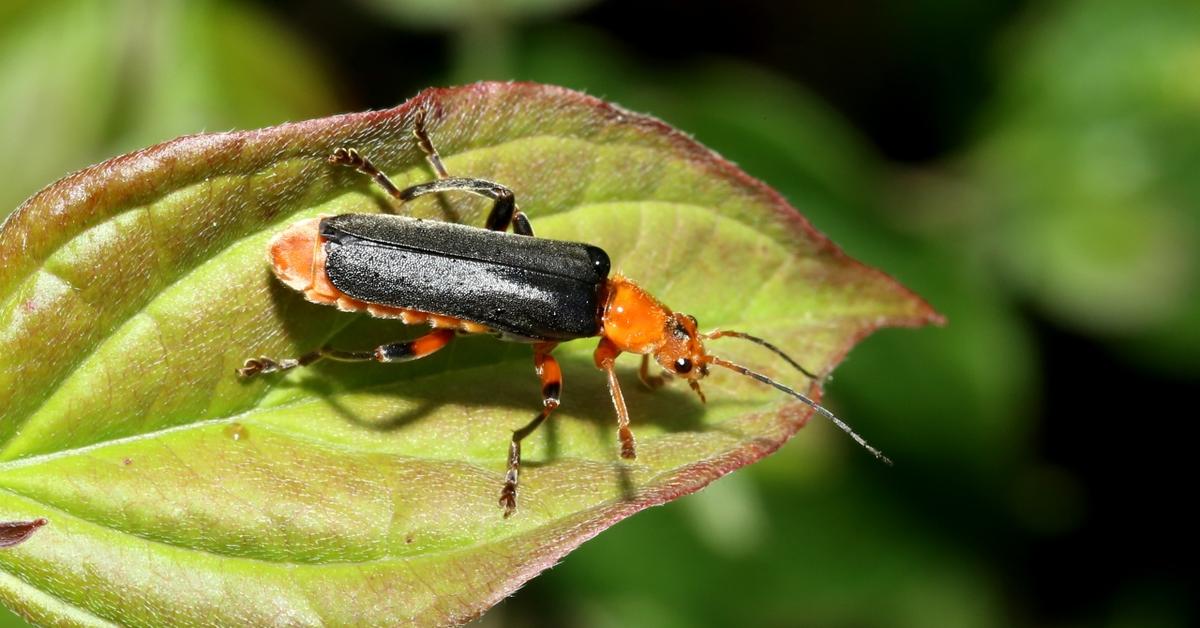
[320,213,612,341]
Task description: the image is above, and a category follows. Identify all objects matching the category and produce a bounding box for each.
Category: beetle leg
[328,147,404,201]
[511,212,534,237]
[594,338,638,460]
[637,354,671,390]
[413,118,450,179]
[500,342,561,517]
[331,135,536,236]
[237,329,455,377]
[328,146,511,226]
[396,178,534,236]
[410,121,536,235]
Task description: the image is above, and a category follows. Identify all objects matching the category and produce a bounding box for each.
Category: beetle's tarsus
[500,438,522,518]
[236,356,295,378]
[619,428,637,460]
[638,376,667,390]
[637,354,670,390]
[237,357,272,377]
[413,118,450,179]
[328,146,364,168]
[328,147,405,202]
[499,484,517,518]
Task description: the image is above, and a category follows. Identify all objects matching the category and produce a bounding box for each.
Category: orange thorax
[600,276,672,355]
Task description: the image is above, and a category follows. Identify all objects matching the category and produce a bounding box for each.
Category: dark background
[1,0,1195,626]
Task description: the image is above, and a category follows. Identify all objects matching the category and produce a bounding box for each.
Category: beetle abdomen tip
[269,217,324,293]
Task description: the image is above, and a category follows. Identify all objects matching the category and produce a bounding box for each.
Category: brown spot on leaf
[224,423,249,441]
[0,518,48,548]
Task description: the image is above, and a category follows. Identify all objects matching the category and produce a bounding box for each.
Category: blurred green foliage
[969,0,1200,371]
[0,0,338,220]
[1,0,1195,626]
[361,0,598,27]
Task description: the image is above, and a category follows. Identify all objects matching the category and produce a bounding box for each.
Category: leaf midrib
[0,405,757,566]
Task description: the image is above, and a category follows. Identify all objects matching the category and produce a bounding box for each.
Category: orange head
[600,274,891,464]
[600,277,710,392]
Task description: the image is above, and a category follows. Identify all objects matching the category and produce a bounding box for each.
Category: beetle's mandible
[238,121,889,517]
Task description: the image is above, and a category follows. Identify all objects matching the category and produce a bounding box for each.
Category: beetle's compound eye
[674,357,693,374]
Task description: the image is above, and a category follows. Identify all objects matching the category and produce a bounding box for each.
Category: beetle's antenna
[705,330,820,380]
[707,356,892,465]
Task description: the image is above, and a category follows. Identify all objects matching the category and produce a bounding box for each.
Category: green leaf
[0,82,938,625]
